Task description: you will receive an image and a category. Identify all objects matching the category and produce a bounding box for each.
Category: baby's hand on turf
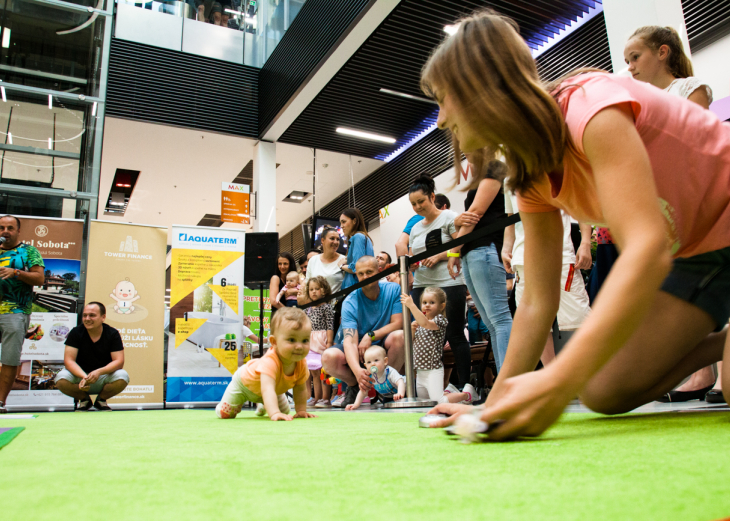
[393,393,404,401]
[345,404,358,411]
[293,411,317,419]
[270,412,292,421]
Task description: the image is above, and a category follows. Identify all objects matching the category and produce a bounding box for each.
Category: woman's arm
[344,234,369,273]
[687,87,711,109]
[270,275,283,309]
[481,105,673,440]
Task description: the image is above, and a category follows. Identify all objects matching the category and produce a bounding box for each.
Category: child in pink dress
[304,276,335,407]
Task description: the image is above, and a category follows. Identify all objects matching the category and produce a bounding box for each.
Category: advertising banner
[1,216,83,411]
[85,221,167,409]
[167,225,246,406]
[221,182,250,225]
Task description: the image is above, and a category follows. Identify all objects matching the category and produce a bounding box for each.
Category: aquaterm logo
[178,233,237,245]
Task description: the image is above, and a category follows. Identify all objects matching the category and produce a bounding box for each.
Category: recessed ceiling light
[283,190,310,203]
[379,88,436,104]
[443,24,459,36]
[336,127,396,144]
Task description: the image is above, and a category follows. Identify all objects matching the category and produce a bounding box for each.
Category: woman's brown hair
[421,9,577,193]
[341,208,372,242]
[630,25,693,79]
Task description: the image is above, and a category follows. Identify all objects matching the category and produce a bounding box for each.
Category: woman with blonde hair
[423,9,730,439]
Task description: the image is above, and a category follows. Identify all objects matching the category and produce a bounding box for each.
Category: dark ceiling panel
[536,11,612,82]
[259,0,373,136]
[278,0,601,160]
[683,0,730,53]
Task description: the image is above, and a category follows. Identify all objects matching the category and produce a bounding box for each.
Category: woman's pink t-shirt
[517,72,730,258]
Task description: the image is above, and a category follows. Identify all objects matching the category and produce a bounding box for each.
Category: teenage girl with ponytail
[423,9,730,439]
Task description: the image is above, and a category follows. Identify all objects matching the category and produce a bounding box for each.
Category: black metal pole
[258,283,264,357]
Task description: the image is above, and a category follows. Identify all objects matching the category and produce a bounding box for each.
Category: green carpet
[0,426,24,449]
[1,410,729,521]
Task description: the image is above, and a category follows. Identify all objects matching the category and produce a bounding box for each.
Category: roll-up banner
[1,216,83,411]
[85,221,167,409]
[167,225,246,407]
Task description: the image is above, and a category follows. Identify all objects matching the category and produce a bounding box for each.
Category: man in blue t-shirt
[322,256,404,408]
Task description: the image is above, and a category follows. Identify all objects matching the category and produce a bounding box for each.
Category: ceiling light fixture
[225,8,242,15]
[1,86,5,102]
[379,88,436,104]
[2,28,10,49]
[48,138,52,149]
[443,24,460,36]
[336,127,396,144]
[7,132,11,144]
[48,95,52,110]
[91,102,97,117]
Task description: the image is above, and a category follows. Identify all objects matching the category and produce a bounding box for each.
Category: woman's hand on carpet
[293,411,317,419]
[270,412,293,421]
[424,403,474,428]
[480,368,577,440]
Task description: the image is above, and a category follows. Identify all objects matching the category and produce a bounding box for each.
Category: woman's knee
[580,385,637,415]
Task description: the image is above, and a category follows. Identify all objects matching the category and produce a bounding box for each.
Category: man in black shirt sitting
[55,302,129,411]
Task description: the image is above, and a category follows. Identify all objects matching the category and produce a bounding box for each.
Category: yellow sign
[208,339,239,374]
[221,182,250,224]
[86,221,167,407]
[170,249,244,308]
[174,318,208,348]
[209,284,239,315]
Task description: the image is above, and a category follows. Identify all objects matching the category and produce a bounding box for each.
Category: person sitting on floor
[346,346,405,410]
[322,256,404,409]
[55,302,130,411]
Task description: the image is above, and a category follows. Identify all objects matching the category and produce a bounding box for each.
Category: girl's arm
[482,105,673,440]
[449,178,502,254]
[260,374,291,421]
[400,294,439,330]
[326,329,334,348]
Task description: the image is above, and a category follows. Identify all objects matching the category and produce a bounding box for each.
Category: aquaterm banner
[85,221,167,409]
[167,225,246,407]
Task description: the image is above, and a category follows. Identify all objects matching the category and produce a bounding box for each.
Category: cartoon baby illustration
[110,278,140,314]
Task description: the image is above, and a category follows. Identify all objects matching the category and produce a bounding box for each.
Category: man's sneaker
[76,399,93,411]
[0,401,7,414]
[462,383,478,404]
[445,383,459,395]
[341,384,359,408]
[93,398,112,411]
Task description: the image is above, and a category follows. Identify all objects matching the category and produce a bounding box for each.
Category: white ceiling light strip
[336,127,396,144]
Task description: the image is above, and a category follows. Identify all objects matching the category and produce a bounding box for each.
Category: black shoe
[656,384,715,403]
[705,389,727,404]
[0,400,7,414]
[76,399,93,411]
[341,384,359,408]
[93,398,113,411]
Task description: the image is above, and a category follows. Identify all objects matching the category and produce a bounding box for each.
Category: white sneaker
[315,399,331,408]
[331,394,344,407]
[462,383,478,404]
[445,383,459,395]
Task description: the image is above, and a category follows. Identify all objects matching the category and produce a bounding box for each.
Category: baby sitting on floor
[215,307,317,421]
[346,345,405,410]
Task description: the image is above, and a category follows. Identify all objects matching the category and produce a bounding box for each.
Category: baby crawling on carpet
[216,307,317,421]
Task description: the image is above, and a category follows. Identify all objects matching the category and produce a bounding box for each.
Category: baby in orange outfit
[216,307,317,421]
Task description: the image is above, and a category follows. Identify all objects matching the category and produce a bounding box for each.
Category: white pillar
[603,0,690,75]
[253,140,277,233]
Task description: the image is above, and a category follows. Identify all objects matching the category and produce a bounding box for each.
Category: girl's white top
[664,77,713,103]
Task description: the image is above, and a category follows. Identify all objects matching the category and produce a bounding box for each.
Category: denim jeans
[462,244,513,371]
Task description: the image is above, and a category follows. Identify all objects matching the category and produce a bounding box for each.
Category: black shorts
[660,246,730,327]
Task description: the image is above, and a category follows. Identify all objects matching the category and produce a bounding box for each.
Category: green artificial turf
[1,409,729,521]
[0,426,24,449]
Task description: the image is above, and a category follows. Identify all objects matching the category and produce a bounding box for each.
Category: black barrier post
[258,283,265,358]
[383,256,437,409]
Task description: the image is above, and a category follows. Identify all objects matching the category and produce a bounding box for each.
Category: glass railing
[115,0,306,67]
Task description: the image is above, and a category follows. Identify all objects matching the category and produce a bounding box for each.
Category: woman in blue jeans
[448,158,512,371]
